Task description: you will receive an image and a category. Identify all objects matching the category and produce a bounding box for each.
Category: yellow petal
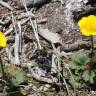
[78,15,96,36]
[0,32,7,47]
[80,29,91,36]
[92,32,96,35]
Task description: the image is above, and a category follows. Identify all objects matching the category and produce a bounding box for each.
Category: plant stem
[0,56,5,79]
[91,36,94,55]
[89,36,94,69]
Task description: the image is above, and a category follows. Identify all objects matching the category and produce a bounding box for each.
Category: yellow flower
[0,32,7,47]
[78,15,96,36]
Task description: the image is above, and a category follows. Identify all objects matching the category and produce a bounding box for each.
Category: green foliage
[69,74,80,89]
[69,50,96,88]
[7,65,26,86]
[82,70,95,84]
[0,65,26,86]
[0,65,26,96]
[71,51,89,66]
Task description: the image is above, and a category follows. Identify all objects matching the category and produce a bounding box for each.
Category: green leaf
[74,68,82,75]
[71,51,89,65]
[69,62,82,69]
[82,70,95,84]
[70,51,90,75]
[7,65,26,86]
[69,75,80,89]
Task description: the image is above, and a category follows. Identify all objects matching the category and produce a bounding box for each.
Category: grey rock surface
[17,0,48,8]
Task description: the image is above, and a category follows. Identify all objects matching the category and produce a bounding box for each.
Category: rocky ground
[0,0,96,96]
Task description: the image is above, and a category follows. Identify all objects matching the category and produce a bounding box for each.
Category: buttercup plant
[69,15,96,87]
[78,15,96,57]
[0,31,7,79]
[0,32,26,95]
[69,15,96,88]
[78,15,96,70]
